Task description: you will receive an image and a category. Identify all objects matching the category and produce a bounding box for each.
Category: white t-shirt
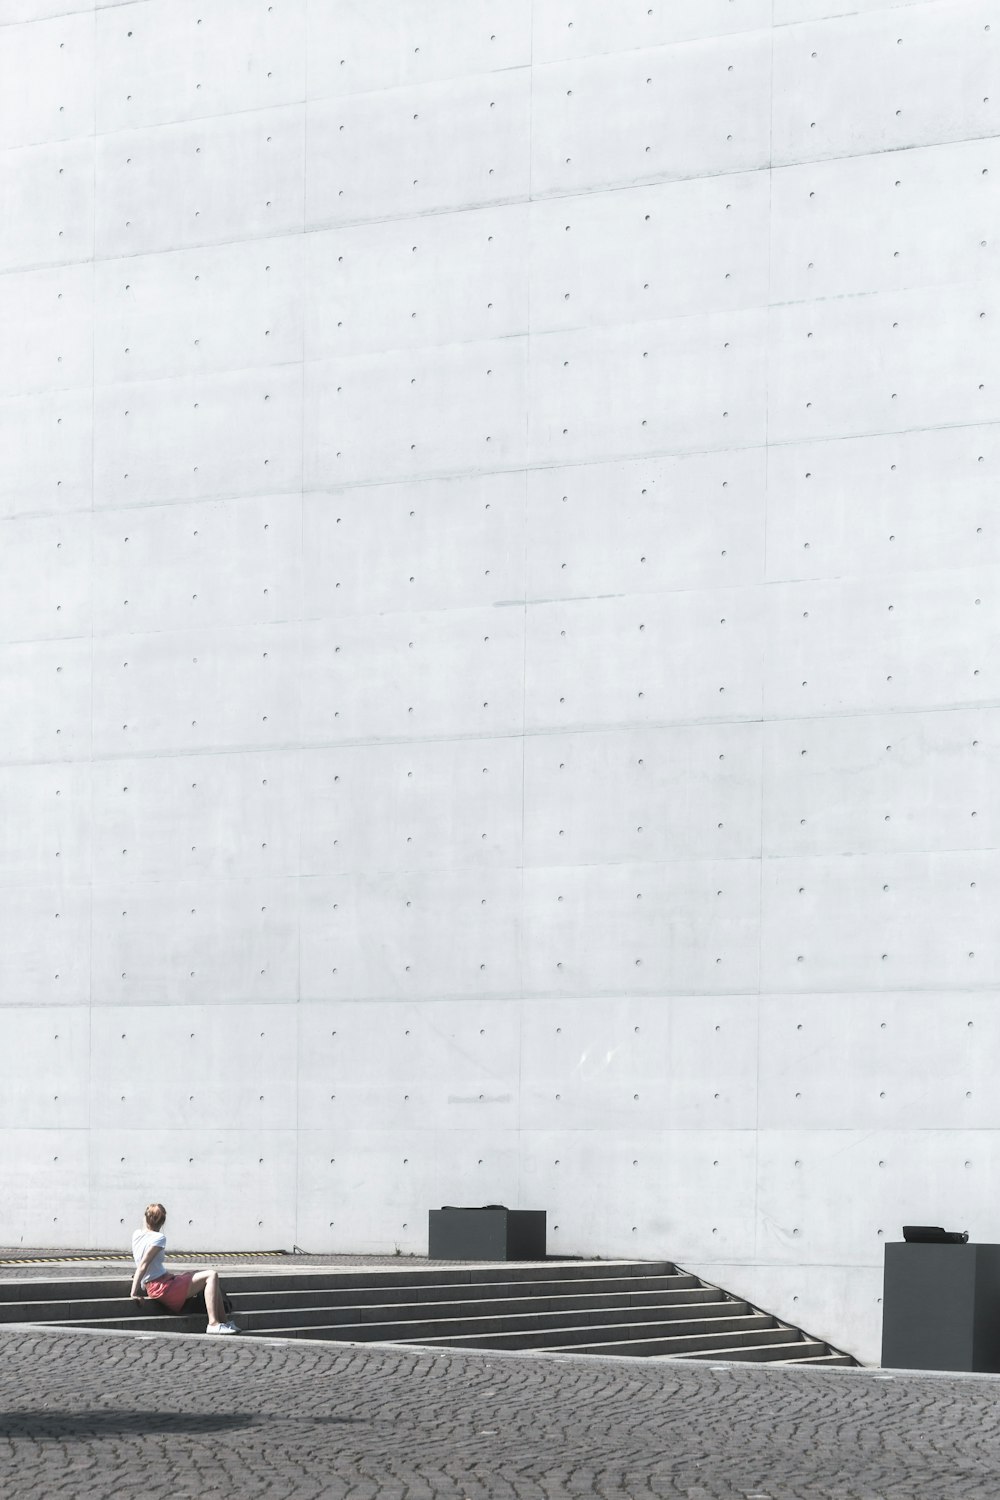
[132,1228,167,1285]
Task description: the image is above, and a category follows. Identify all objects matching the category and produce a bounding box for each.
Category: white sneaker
[207,1322,239,1335]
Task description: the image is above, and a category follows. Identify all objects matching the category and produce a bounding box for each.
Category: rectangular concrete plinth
[428,1209,546,1261]
[882,1243,1000,1373]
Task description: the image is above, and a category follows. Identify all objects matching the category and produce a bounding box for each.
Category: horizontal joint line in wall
[92,357,305,397]
[11,699,1000,772]
[530,26,773,63]
[3,84,465,154]
[766,415,1000,453]
[0,853,771,885]
[0,988,745,1007]
[0,725,534,770]
[85,225,304,273]
[317,852,763,877]
[774,126,1000,173]
[761,566,996,590]
[306,412,1000,492]
[766,276,1000,313]
[274,985,756,1004]
[763,981,1000,997]
[0,254,98,279]
[6,694,1000,774]
[97,96,309,143]
[762,844,1000,862]
[10,404,1000,517]
[317,452,770,489]
[3,988,976,1010]
[79,490,301,517]
[765,698,1000,724]
[305,168,768,234]
[0,723,770,767]
[308,425,1000,494]
[12,131,998,240]
[31,257,998,385]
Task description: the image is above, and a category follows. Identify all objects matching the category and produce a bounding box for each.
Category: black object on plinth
[428,1206,546,1261]
[882,1241,1000,1372]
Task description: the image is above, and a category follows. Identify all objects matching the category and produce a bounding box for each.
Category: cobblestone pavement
[0,1327,997,1500]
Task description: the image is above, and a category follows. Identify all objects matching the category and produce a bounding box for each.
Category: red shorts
[144,1272,196,1313]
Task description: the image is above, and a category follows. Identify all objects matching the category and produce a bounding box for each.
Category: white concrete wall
[1,0,998,1363]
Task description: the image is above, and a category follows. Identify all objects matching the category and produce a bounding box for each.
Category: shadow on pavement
[0,1410,363,1438]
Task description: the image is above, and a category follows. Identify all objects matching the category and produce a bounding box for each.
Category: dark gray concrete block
[882,1243,1000,1372]
[427,1209,547,1261]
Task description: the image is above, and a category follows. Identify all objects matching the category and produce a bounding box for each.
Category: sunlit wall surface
[1,0,997,1362]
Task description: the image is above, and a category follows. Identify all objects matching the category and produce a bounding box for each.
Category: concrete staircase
[0,1260,855,1365]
